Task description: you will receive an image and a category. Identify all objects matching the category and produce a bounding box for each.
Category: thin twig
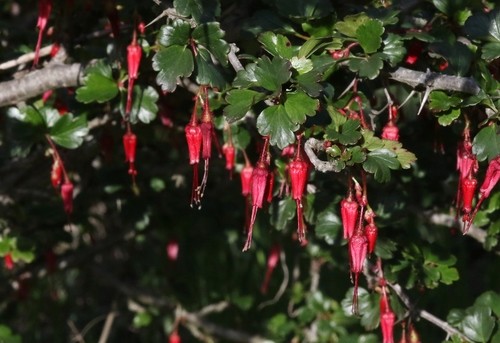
[0,45,54,71]
[67,320,86,343]
[98,307,118,343]
[304,138,343,173]
[258,250,289,310]
[389,283,471,342]
[228,44,244,72]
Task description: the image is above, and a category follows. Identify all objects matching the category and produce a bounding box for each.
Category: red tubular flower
[465,156,500,232]
[51,158,63,188]
[478,156,500,199]
[405,40,423,66]
[4,253,14,270]
[240,163,253,197]
[341,196,359,239]
[461,177,477,214]
[243,137,270,251]
[123,131,137,176]
[61,181,74,215]
[126,32,142,115]
[381,311,396,343]
[166,239,179,262]
[169,331,181,343]
[34,0,53,67]
[289,138,309,242]
[349,231,367,314]
[222,143,235,175]
[365,223,378,254]
[185,111,202,207]
[260,244,280,294]
[382,122,399,141]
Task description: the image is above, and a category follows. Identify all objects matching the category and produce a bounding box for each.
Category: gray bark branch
[389,67,481,95]
[0,63,84,107]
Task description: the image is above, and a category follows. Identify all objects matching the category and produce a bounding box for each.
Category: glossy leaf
[192,22,229,65]
[258,32,294,59]
[356,19,384,54]
[325,119,362,145]
[256,105,298,149]
[126,86,159,124]
[49,114,88,149]
[335,13,370,37]
[194,48,227,89]
[363,149,399,183]
[428,91,462,112]
[315,205,342,241]
[464,9,500,42]
[75,62,118,104]
[473,124,500,162]
[284,91,319,125]
[224,89,265,123]
[254,56,292,92]
[437,108,461,126]
[173,0,220,24]
[153,45,194,92]
[157,20,191,47]
[348,54,384,80]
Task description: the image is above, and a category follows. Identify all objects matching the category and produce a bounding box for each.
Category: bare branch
[98,306,118,343]
[390,68,481,95]
[0,63,84,107]
[0,44,55,71]
[304,138,343,173]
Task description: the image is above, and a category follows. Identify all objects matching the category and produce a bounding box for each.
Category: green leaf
[325,119,362,145]
[437,108,461,126]
[233,63,259,88]
[356,19,384,54]
[254,56,291,92]
[12,249,35,263]
[473,124,500,162]
[315,205,341,241]
[342,288,380,330]
[173,0,220,24]
[133,311,153,328]
[290,56,313,74]
[192,22,229,65]
[258,32,294,59]
[348,54,384,80]
[382,33,407,66]
[461,306,495,342]
[38,107,60,128]
[49,114,88,149]
[335,13,370,37]
[482,42,500,62]
[438,266,459,285]
[75,62,118,104]
[256,105,298,149]
[224,89,265,123]
[153,45,194,92]
[475,292,500,317]
[428,91,462,112]
[194,48,227,89]
[275,197,296,231]
[157,20,191,47]
[464,9,500,42]
[274,0,334,19]
[363,149,399,183]
[296,71,323,97]
[284,91,319,125]
[127,86,159,124]
[429,42,473,76]
[0,325,21,343]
